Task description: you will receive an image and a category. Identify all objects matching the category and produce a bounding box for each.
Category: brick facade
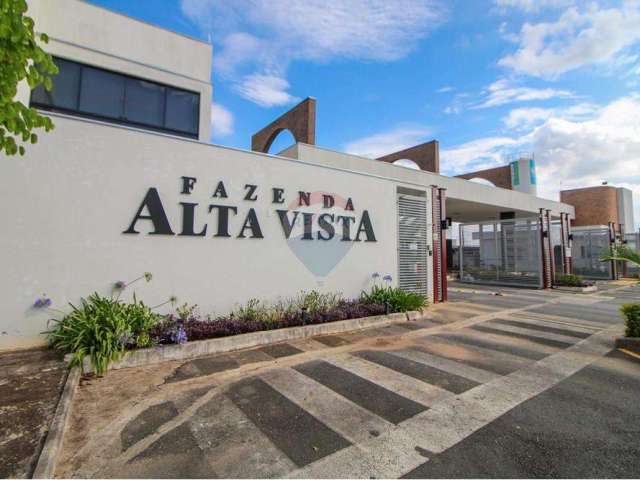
[251,98,316,153]
[560,186,619,227]
[456,165,512,190]
[376,141,440,173]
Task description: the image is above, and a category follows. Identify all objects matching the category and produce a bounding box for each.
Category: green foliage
[1,0,58,156]
[293,290,342,314]
[554,273,586,287]
[360,286,427,312]
[621,303,640,338]
[232,291,342,323]
[602,246,640,278]
[175,302,199,320]
[46,293,161,374]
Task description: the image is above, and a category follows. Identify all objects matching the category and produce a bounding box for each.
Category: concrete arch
[251,97,316,153]
[377,140,439,173]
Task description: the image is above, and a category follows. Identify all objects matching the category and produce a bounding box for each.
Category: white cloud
[502,102,598,130]
[441,136,521,173]
[499,3,640,78]
[344,125,432,158]
[181,0,445,106]
[437,86,455,93]
[210,103,234,137]
[472,78,573,109]
[442,95,640,228]
[234,74,299,108]
[494,0,573,13]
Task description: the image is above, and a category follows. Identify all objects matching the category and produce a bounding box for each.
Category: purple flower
[372,272,380,279]
[33,295,51,308]
[114,280,126,290]
[171,326,188,344]
[383,274,393,283]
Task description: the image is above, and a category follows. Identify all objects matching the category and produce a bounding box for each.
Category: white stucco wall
[21,0,213,141]
[291,144,575,220]
[0,115,435,350]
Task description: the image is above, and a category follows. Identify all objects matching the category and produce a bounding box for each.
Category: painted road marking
[227,376,351,467]
[289,328,618,479]
[353,350,480,394]
[294,360,427,424]
[261,368,392,444]
[326,354,454,407]
[482,320,585,343]
[391,347,500,384]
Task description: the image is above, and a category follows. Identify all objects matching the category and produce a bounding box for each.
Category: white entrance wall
[0,115,431,350]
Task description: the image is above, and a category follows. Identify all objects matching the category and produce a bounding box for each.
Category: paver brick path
[56,283,640,478]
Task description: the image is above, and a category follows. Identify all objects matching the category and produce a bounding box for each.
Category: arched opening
[468,177,496,187]
[266,128,296,155]
[392,159,421,170]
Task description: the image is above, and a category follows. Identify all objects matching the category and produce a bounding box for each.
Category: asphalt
[53,281,640,478]
[403,349,640,478]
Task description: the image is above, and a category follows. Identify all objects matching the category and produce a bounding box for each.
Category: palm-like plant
[601,245,640,277]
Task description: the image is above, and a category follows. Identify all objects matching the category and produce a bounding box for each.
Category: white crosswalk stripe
[260,367,392,444]
[482,320,582,344]
[390,348,500,384]
[325,354,455,407]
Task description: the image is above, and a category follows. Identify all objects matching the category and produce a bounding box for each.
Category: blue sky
[89,0,640,227]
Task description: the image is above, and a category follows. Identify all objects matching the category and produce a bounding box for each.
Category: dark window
[79,66,125,119]
[31,57,200,138]
[31,58,81,110]
[165,89,199,134]
[125,78,165,127]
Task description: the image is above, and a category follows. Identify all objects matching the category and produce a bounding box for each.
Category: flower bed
[150,300,387,345]
[44,272,427,374]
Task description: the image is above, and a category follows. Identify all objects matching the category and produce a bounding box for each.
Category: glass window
[31,58,81,110]
[31,57,199,138]
[79,66,125,119]
[165,89,199,134]
[124,78,165,127]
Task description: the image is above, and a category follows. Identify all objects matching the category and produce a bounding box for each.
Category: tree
[0,0,57,156]
[601,245,640,278]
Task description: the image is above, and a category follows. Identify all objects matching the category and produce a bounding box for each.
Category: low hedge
[621,303,640,338]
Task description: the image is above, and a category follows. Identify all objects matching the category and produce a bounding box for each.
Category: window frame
[30,56,201,139]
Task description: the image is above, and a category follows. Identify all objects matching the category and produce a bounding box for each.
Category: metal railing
[459,217,542,288]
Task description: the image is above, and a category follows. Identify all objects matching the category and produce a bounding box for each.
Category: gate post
[559,212,572,274]
[430,186,447,303]
[546,210,556,283]
[608,222,617,280]
[439,188,448,302]
[539,208,551,288]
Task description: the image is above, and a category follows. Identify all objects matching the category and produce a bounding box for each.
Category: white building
[0,0,575,350]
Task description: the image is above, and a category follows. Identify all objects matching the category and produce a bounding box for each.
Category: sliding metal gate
[572,227,612,279]
[459,217,543,288]
[397,193,430,298]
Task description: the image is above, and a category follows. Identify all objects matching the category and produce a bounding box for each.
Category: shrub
[360,286,427,312]
[150,298,388,346]
[46,293,161,374]
[621,303,640,338]
[292,290,342,314]
[554,274,588,287]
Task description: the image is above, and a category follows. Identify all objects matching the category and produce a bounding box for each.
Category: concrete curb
[615,336,640,353]
[72,310,425,373]
[32,366,81,479]
[554,285,598,293]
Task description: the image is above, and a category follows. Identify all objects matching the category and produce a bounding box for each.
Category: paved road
[57,283,640,478]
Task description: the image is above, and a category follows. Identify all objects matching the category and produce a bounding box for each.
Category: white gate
[397,192,430,298]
